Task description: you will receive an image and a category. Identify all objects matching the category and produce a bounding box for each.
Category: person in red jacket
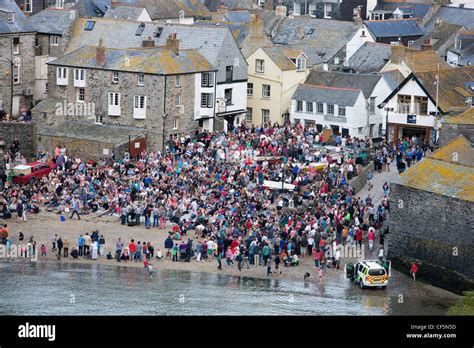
[129,239,137,261]
[355,228,363,248]
[410,262,418,282]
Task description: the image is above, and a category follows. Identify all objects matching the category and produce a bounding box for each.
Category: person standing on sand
[52,234,58,251]
[57,237,63,258]
[129,239,136,261]
[319,267,324,284]
[78,235,84,257]
[116,238,123,262]
[63,239,69,258]
[83,233,91,257]
[217,250,223,270]
[267,253,273,276]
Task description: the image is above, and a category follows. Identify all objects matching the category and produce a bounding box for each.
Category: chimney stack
[275,5,287,17]
[297,26,305,40]
[264,0,274,11]
[166,33,180,55]
[249,14,264,37]
[391,44,407,64]
[96,38,106,66]
[421,38,432,51]
[142,36,155,48]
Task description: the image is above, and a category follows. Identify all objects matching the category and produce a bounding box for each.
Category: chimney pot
[166,33,180,55]
[142,36,155,48]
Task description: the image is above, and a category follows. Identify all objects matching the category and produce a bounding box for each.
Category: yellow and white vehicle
[345,260,391,289]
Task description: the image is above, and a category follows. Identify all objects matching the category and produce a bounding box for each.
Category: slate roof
[372,1,434,19]
[429,135,474,167]
[204,0,255,12]
[412,22,463,56]
[272,17,360,62]
[415,67,474,112]
[0,0,32,34]
[304,70,382,98]
[261,46,321,70]
[293,84,362,107]
[27,8,78,36]
[396,135,474,202]
[381,70,404,90]
[396,157,474,202]
[103,6,147,21]
[65,18,234,66]
[71,0,110,17]
[49,46,214,75]
[37,121,145,145]
[401,48,452,73]
[425,6,474,31]
[223,10,251,23]
[141,0,212,20]
[365,19,425,38]
[443,107,474,125]
[346,42,391,73]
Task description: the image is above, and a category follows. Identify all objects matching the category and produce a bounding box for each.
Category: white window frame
[338,106,346,117]
[246,107,252,122]
[25,0,33,13]
[13,38,20,54]
[327,104,335,115]
[50,36,59,46]
[176,75,181,87]
[262,84,271,98]
[296,57,306,71]
[316,103,324,114]
[172,117,178,130]
[306,101,313,113]
[256,59,265,73]
[175,94,181,107]
[201,72,214,87]
[13,64,20,84]
[56,67,68,85]
[296,101,303,112]
[133,95,147,119]
[324,3,332,18]
[74,69,86,87]
[108,92,121,116]
[138,73,145,86]
[247,82,253,96]
[95,114,103,125]
[262,109,270,124]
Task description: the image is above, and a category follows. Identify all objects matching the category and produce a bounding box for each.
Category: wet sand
[0,211,461,302]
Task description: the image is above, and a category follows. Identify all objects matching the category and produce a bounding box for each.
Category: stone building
[439,107,474,146]
[26,7,78,102]
[33,34,216,158]
[0,0,35,117]
[388,135,474,294]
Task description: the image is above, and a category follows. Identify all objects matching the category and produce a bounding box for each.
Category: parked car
[12,162,57,185]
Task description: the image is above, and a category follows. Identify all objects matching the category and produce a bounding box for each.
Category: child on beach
[40,244,47,256]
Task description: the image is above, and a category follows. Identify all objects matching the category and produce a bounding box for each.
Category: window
[25,0,33,13]
[74,69,85,87]
[226,66,233,82]
[35,38,39,47]
[398,95,411,113]
[56,67,68,85]
[175,75,181,87]
[13,37,20,54]
[51,0,64,8]
[358,127,364,134]
[247,83,253,96]
[112,71,119,84]
[7,12,14,23]
[84,20,95,31]
[296,101,303,112]
[154,27,163,38]
[317,103,324,114]
[414,96,428,115]
[262,84,271,98]
[175,94,181,107]
[95,114,103,125]
[225,88,232,105]
[296,57,306,71]
[201,72,214,87]
[338,106,346,117]
[256,59,265,73]
[327,104,334,115]
[201,93,213,108]
[76,87,85,102]
[306,29,314,35]
[172,117,178,130]
[136,23,145,36]
[306,102,313,113]
[262,109,270,124]
[45,82,48,93]
[138,74,145,86]
[369,97,376,115]
[246,107,252,122]
[134,95,147,119]
[13,64,20,84]
[50,36,59,46]
[108,92,120,116]
[324,3,332,18]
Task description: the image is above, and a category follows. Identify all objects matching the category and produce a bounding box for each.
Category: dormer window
[136,23,145,36]
[7,12,14,23]
[296,57,306,71]
[154,27,163,38]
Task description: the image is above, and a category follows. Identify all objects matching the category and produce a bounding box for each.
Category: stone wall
[350,161,373,193]
[0,122,35,160]
[388,184,474,294]
[439,123,474,147]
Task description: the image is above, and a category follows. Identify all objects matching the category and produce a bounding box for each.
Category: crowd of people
[0,123,415,277]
